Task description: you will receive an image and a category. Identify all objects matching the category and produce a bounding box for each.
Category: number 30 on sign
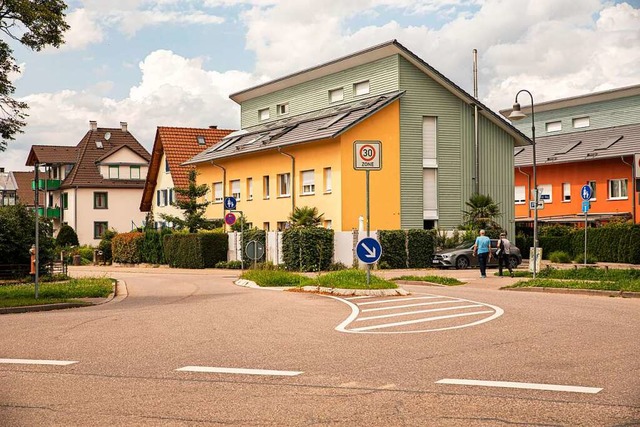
[353,140,382,170]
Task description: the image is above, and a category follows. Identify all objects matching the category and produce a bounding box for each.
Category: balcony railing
[36,207,61,218]
[31,179,61,190]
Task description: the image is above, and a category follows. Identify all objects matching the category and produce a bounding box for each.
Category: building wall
[153,152,182,221]
[97,147,149,180]
[240,55,400,128]
[514,157,635,221]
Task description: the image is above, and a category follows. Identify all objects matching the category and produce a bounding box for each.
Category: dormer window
[545,121,561,132]
[329,88,344,103]
[573,117,590,128]
[354,80,370,96]
[109,165,119,179]
[277,103,289,116]
[197,135,206,145]
[259,108,270,121]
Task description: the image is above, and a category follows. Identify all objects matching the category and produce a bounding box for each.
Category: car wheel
[508,256,519,270]
[455,256,470,269]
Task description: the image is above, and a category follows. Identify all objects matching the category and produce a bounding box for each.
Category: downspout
[473,49,480,194]
[621,156,635,223]
[74,186,78,231]
[211,161,226,228]
[277,146,295,215]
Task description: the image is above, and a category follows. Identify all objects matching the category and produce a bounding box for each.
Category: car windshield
[455,242,474,249]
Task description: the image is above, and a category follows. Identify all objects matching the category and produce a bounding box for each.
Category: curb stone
[234,279,408,296]
[504,286,640,298]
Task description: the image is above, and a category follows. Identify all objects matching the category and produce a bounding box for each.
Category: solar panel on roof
[554,140,581,155]
[594,135,622,151]
[213,137,239,151]
[319,112,350,130]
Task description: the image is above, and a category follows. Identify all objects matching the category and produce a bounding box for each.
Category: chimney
[209,125,218,129]
[89,120,97,131]
[120,122,128,133]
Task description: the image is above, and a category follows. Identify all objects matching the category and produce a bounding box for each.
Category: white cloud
[58,8,105,51]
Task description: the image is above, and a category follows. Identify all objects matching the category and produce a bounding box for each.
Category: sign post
[581,184,592,266]
[354,141,382,287]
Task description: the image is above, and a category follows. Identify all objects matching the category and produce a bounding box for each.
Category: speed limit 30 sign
[353,140,382,170]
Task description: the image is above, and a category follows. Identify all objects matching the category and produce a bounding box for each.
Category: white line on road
[436,379,602,394]
[345,296,375,300]
[0,358,78,366]
[176,366,303,376]
[361,300,464,312]
[350,311,494,331]
[357,304,483,321]
[357,296,445,305]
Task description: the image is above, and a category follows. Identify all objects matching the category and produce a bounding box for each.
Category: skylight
[319,112,350,130]
[594,135,622,151]
[197,135,206,145]
[213,137,240,152]
[95,140,103,149]
[554,140,581,155]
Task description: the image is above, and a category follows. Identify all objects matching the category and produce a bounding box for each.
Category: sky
[2,0,640,172]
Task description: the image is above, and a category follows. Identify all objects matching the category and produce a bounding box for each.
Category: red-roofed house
[25,121,151,244]
[140,126,234,228]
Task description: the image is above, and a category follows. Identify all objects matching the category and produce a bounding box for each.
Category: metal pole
[366,169,370,288]
[34,164,40,299]
[584,211,588,266]
[530,97,538,279]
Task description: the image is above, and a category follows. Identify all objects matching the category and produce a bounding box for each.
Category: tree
[160,169,212,233]
[461,193,502,233]
[288,206,324,228]
[55,224,78,247]
[0,203,55,265]
[0,1,70,150]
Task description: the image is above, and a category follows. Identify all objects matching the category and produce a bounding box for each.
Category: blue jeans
[478,252,489,277]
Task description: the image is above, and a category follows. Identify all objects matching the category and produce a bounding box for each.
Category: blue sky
[3,0,640,172]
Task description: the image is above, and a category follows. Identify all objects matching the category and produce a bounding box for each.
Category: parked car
[432,240,522,270]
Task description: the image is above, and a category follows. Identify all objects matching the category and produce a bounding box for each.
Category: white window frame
[258,108,270,121]
[329,88,344,103]
[130,165,140,179]
[109,165,119,179]
[515,186,525,204]
[608,178,628,200]
[422,116,437,167]
[278,173,291,197]
[263,176,270,199]
[247,178,253,201]
[230,179,241,201]
[545,121,562,132]
[573,117,590,128]
[588,180,597,201]
[324,167,332,193]
[537,184,553,203]
[562,182,571,202]
[301,170,315,195]
[277,103,289,116]
[353,80,370,96]
[213,182,223,203]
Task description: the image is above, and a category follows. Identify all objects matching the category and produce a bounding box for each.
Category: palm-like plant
[462,193,502,231]
[288,206,324,228]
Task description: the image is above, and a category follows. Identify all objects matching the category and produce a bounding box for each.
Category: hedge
[140,228,173,264]
[112,232,144,264]
[378,230,407,268]
[407,229,436,268]
[282,227,333,272]
[163,232,228,269]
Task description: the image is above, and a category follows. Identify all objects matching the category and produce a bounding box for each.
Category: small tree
[160,169,211,233]
[56,224,79,247]
[461,193,502,234]
[288,206,323,228]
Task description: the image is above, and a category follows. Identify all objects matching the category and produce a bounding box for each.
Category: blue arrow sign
[356,237,382,264]
[224,196,237,210]
[581,184,592,201]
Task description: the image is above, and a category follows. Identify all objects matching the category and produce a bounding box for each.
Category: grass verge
[507,278,640,292]
[241,269,396,289]
[503,267,640,292]
[392,275,464,286]
[0,278,114,308]
[240,270,315,287]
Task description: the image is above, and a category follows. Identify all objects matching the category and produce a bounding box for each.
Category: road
[1,266,639,426]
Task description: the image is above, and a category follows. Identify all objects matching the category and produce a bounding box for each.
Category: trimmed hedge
[112,232,144,264]
[163,232,228,269]
[407,229,436,268]
[378,230,407,269]
[140,228,173,264]
[282,227,333,272]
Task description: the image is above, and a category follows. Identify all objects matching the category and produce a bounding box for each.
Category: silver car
[432,240,522,270]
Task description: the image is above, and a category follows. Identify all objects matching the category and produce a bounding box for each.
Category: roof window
[197,136,206,145]
[595,135,623,151]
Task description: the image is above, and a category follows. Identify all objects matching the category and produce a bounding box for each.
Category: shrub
[548,251,571,263]
[215,260,243,269]
[573,253,597,264]
[326,262,348,271]
[407,229,436,268]
[0,204,55,266]
[56,224,79,247]
[140,229,172,264]
[98,229,117,263]
[378,230,406,269]
[112,232,144,264]
[282,227,333,272]
[164,232,228,268]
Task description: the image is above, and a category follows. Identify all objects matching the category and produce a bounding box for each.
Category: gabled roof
[94,144,147,164]
[0,171,18,191]
[185,91,404,165]
[230,39,530,147]
[514,122,640,167]
[12,171,44,207]
[140,126,234,211]
[26,126,151,189]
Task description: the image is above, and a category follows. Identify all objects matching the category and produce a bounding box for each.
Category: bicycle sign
[353,141,381,170]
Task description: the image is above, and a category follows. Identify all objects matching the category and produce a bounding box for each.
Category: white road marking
[350,311,494,332]
[357,304,483,321]
[436,379,602,394]
[357,296,444,305]
[176,366,303,376]
[0,358,78,366]
[345,296,375,300]
[361,300,462,312]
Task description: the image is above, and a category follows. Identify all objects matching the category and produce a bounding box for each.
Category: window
[263,222,270,231]
[515,186,525,204]
[423,169,437,211]
[247,178,253,200]
[62,193,68,210]
[94,192,108,209]
[562,183,571,202]
[545,121,562,132]
[277,103,289,115]
[94,222,108,239]
[51,167,58,179]
[213,182,223,203]
[588,181,597,200]
[156,189,168,207]
[263,176,270,199]
[278,173,290,197]
[329,88,344,103]
[354,80,370,96]
[258,108,270,121]
[168,188,174,205]
[324,220,332,229]
[48,193,54,208]
[537,184,552,203]
[130,166,140,179]
[573,117,590,128]
[301,170,315,195]
[230,180,241,200]
[324,167,332,193]
[197,135,206,145]
[109,165,119,179]
[277,221,288,231]
[422,116,437,167]
[165,158,170,173]
[609,179,628,199]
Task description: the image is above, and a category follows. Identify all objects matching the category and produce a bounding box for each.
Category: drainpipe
[211,162,226,228]
[473,49,480,194]
[277,146,295,215]
[621,156,635,223]
[74,186,78,231]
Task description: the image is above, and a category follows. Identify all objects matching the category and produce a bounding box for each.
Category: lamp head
[509,103,527,121]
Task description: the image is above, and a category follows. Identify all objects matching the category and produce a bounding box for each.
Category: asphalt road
[1,266,639,426]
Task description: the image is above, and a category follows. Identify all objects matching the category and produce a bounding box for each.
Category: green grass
[241,269,397,289]
[0,278,114,308]
[392,275,464,286]
[504,267,640,292]
[508,278,640,292]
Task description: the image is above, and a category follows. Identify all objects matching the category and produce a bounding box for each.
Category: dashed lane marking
[0,358,78,366]
[350,311,494,332]
[344,296,375,301]
[361,300,463,312]
[436,379,602,394]
[356,296,444,305]
[176,366,303,376]
[357,304,484,321]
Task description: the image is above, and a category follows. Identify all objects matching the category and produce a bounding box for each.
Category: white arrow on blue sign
[581,185,592,201]
[356,237,382,264]
[224,196,237,210]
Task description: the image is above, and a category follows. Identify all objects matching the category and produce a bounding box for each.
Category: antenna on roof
[104,132,111,141]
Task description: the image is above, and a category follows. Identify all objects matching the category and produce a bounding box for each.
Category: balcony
[36,207,61,218]
[31,179,61,190]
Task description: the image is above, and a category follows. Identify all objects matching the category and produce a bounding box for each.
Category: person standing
[497,232,514,277]
[472,229,491,278]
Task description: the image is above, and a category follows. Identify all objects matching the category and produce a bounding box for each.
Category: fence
[0,262,67,281]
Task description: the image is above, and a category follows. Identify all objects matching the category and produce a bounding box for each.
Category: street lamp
[509,90,538,278]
